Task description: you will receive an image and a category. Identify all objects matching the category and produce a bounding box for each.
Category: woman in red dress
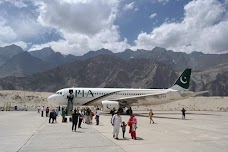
[128,114,137,139]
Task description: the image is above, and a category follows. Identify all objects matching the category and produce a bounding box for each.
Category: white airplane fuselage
[47,87,192,107]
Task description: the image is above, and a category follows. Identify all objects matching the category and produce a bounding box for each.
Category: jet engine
[102,100,119,112]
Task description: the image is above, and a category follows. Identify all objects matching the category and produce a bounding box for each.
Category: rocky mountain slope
[1,54,227,95]
[0,52,52,78]
[190,63,228,96]
[0,45,23,66]
[82,47,228,71]
[30,47,77,67]
[0,55,177,92]
[1,45,228,77]
[0,46,77,78]
[0,44,228,96]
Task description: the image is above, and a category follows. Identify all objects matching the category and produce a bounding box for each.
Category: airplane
[47,68,208,112]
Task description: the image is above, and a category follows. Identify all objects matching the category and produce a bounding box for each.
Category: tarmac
[0,111,228,152]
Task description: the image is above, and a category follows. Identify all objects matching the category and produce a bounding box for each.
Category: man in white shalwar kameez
[111,111,122,139]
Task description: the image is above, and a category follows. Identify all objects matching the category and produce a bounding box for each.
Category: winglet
[170,69,191,90]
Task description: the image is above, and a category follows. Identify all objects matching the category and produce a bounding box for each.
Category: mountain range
[0,45,227,96]
[0,45,76,78]
[0,55,177,92]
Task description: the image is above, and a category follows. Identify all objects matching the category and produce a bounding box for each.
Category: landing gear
[118,108,124,113]
[110,107,124,115]
[126,107,133,115]
[109,107,132,115]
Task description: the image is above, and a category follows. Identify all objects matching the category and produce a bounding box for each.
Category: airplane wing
[109,90,170,106]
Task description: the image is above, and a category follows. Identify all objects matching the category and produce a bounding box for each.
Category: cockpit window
[56,92,62,95]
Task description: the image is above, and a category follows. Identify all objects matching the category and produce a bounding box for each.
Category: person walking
[181,108,186,119]
[110,108,116,116]
[58,105,61,112]
[111,110,122,139]
[46,107,49,117]
[41,106,44,117]
[78,110,84,128]
[95,108,100,125]
[62,108,66,122]
[128,114,137,140]
[72,109,80,131]
[49,109,55,123]
[128,107,133,115]
[55,107,58,117]
[149,109,154,124]
[37,106,40,113]
[90,110,94,124]
[121,121,127,138]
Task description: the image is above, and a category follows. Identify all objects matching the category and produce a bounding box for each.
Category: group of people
[111,110,138,140]
[37,106,50,117]
[71,109,82,131]
[70,107,101,131]
[83,107,94,124]
[38,105,60,123]
[37,105,187,139]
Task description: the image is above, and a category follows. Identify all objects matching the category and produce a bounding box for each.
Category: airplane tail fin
[170,68,191,91]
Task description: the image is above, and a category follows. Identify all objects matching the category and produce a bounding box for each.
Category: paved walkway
[0,112,123,152]
[0,111,228,152]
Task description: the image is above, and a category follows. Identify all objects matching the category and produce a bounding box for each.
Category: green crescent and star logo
[174,69,191,89]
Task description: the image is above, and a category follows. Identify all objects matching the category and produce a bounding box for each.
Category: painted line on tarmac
[17,117,48,152]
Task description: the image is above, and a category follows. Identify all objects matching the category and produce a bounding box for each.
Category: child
[121,121,127,138]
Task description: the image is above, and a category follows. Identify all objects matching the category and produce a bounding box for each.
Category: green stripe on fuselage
[82,91,120,105]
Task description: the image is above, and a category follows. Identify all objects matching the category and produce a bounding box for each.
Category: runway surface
[0,111,228,152]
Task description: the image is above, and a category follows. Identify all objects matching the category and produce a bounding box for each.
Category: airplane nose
[47,95,55,103]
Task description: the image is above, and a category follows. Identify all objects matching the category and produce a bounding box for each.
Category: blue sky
[0,0,228,55]
[116,0,189,44]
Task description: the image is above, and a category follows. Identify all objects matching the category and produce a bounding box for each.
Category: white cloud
[30,26,130,55]
[0,0,51,50]
[134,0,228,54]
[0,18,17,42]
[13,17,49,40]
[0,17,27,49]
[37,0,118,35]
[30,0,130,55]
[4,0,28,8]
[149,13,157,19]
[123,2,135,11]
[3,0,227,55]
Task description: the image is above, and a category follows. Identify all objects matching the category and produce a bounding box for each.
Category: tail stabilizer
[170,69,191,91]
[192,91,209,96]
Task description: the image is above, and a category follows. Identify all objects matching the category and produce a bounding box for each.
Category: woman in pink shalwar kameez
[128,114,137,139]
